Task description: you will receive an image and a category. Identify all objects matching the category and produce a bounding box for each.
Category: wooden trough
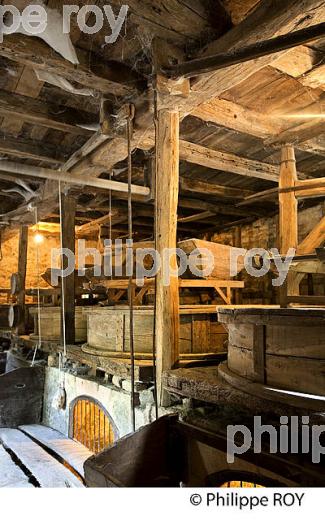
[178,239,245,279]
[82,306,227,359]
[218,307,325,398]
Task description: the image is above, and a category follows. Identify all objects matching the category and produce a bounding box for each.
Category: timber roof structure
[0,0,324,240]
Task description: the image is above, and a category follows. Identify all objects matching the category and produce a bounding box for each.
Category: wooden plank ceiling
[0,0,324,239]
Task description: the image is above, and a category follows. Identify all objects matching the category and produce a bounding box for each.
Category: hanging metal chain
[127,104,136,432]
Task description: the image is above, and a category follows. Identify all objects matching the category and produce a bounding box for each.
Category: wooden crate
[83,306,227,356]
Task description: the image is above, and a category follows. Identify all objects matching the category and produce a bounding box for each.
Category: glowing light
[34,233,44,244]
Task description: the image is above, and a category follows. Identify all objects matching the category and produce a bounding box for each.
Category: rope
[127,105,136,432]
[58,181,67,388]
[31,207,42,367]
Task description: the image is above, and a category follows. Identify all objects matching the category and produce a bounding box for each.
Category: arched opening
[69,396,117,454]
[206,470,285,488]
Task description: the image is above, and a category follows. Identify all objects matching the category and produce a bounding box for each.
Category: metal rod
[0,160,150,197]
[163,23,325,79]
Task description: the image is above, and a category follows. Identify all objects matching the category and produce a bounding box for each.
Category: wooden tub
[218,307,325,397]
[29,306,93,343]
[82,306,227,358]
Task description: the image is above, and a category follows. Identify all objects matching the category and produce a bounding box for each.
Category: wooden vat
[82,306,227,357]
[218,307,325,397]
[178,239,245,279]
[29,306,92,343]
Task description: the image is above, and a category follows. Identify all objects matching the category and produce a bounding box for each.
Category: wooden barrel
[82,306,227,358]
[29,306,93,342]
[218,307,325,397]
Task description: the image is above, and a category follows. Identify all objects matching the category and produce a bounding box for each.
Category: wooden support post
[279,146,298,306]
[17,225,28,334]
[233,226,243,305]
[155,109,180,407]
[60,194,76,345]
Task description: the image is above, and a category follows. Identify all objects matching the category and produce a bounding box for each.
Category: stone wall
[0,229,98,302]
[42,367,163,440]
[0,230,60,293]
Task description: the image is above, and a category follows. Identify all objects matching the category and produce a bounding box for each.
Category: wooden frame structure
[279,146,325,307]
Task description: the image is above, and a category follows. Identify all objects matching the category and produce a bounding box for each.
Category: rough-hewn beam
[297,216,325,255]
[155,109,180,407]
[279,146,298,255]
[179,140,280,182]
[60,194,76,345]
[192,97,284,138]
[70,0,324,176]
[0,89,96,136]
[180,176,253,199]
[0,34,139,97]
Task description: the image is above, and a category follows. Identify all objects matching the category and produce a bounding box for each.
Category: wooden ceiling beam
[192,97,284,138]
[179,139,281,182]
[0,34,140,97]
[180,176,253,199]
[0,89,97,136]
[69,0,324,177]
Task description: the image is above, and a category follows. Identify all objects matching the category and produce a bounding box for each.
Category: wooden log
[155,109,180,406]
[60,194,76,345]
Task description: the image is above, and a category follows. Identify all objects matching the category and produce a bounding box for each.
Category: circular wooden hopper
[218,307,325,405]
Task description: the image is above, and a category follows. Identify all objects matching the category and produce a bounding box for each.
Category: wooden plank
[0,445,33,488]
[179,140,280,182]
[155,109,180,406]
[0,429,83,487]
[61,194,76,345]
[0,34,139,97]
[253,324,266,384]
[19,425,92,477]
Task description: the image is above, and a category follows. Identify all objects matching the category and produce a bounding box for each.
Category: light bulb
[34,233,44,244]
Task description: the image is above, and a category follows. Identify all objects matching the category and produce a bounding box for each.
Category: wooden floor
[0,425,92,487]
